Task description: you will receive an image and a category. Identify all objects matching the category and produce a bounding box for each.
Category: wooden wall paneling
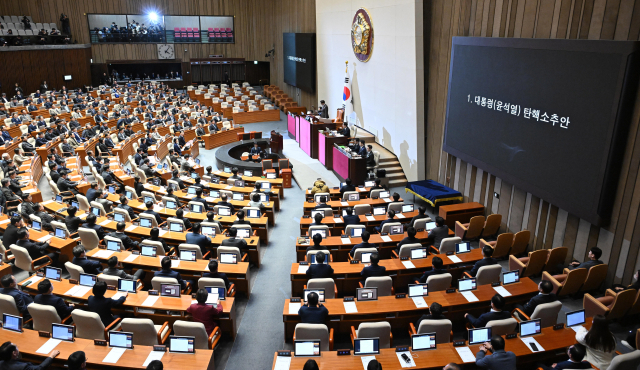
[457,160,468,198]
[601,0,622,39]
[552,208,569,248]
[535,0,557,38]
[629,0,640,40]
[468,166,478,202]
[479,168,489,205]
[555,0,574,38]
[508,187,527,232]
[563,214,580,262]
[584,224,601,259]
[485,174,496,214]
[497,180,513,232]
[543,205,559,249]
[535,201,550,249]
[614,0,635,40]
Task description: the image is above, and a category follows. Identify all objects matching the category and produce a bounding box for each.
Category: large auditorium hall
[1,1,640,370]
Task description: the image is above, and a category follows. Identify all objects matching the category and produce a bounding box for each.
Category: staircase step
[378,165,404,173]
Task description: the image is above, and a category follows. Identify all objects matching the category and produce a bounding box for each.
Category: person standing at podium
[318,100,328,119]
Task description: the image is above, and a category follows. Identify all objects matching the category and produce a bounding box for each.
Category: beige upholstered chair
[413,218,433,230]
[363,276,393,296]
[480,233,513,258]
[71,310,121,340]
[473,265,503,286]
[353,204,371,216]
[542,268,588,296]
[11,244,52,272]
[76,194,91,212]
[218,246,247,262]
[0,293,22,317]
[431,236,462,254]
[294,324,334,351]
[198,277,235,297]
[509,249,548,277]
[455,216,485,240]
[113,208,133,223]
[512,301,562,327]
[352,248,378,262]
[28,303,70,332]
[64,262,84,281]
[380,222,402,234]
[120,318,170,345]
[351,322,392,348]
[138,213,159,228]
[306,278,338,299]
[486,318,518,336]
[426,273,452,292]
[173,320,221,349]
[481,214,502,238]
[584,288,636,320]
[409,319,453,344]
[151,277,180,291]
[344,224,366,237]
[607,346,640,370]
[78,227,101,250]
[178,243,207,259]
[104,236,126,251]
[395,243,423,258]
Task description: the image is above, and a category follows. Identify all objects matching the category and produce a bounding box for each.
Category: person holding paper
[298,292,328,324]
[396,227,419,253]
[466,245,498,277]
[72,246,103,275]
[536,344,592,370]
[575,315,616,370]
[464,294,510,328]
[475,336,516,370]
[34,279,75,319]
[415,301,446,328]
[419,257,448,283]
[87,281,127,326]
[350,231,378,257]
[305,252,334,279]
[0,341,60,370]
[360,253,387,280]
[186,289,223,335]
[67,351,87,370]
[513,280,557,319]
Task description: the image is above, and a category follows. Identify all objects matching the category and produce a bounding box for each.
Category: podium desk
[332,145,367,186]
[439,202,485,231]
[318,131,349,169]
[282,277,538,340]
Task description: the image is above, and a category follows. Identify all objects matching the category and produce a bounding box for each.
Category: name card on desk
[143,351,165,367]
[412,297,428,308]
[36,339,61,354]
[333,218,343,223]
[520,337,545,352]
[341,237,351,245]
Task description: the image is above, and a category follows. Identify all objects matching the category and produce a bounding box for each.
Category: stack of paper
[65,285,92,297]
[142,351,165,367]
[412,297,428,308]
[99,220,112,226]
[361,356,377,369]
[125,225,138,232]
[274,356,291,370]
[341,202,349,206]
[520,337,545,352]
[288,302,301,314]
[341,238,351,244]
[493,286,512,297]
[158,230,168,237]
[447,255,463,263]
[455,347,476,362]
[102,347,127,363]
[461,291,479,302]
[333,217,342,223]
[366,216,376,222]
[396,351,416,368]
[171,260,180,268]
[344,301,358,313]
[141,296,160,307]
[297,265,309,274]
[94,250,115,258]
[111,292,128,300]
[36,339,61,354]
[401,261,416,269]
[380,235,392,242]
[38,235,54,243]
[123,254,138,263]
[26,275,44,286]
[396,214,406,219]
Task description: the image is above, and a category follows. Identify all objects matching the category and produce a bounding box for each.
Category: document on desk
[125,225,138,232]
[99,219,112,226]
[42,200,54,205]
[461,291,479,302]
[396,213,405,219]
[225,185,233,190]
[401,261,416,269]
[493,286,512,297]
[570,325,586,333]
[72,286,92,297]
[38,234,53,243]
[36,339,61,354]
[361,356,377,369]
[143,351,165,367]
[171,260,180,268]
[455,347,476,362]
[274,355,291,370]
[24,188,36,194]
[288,302,301,314]
[64,285,82,296]
[344,301,358,313]
[111,292,127,300]
[412,297,428,308]
[103,347,127,363]
[94,250,115,258]
[520,336,545,352]
[447,255,463,263]
[123,254,138,263]
[396,351,416,368]
[26,275,44,286]
[341,202,349,206]
[380,235,392,242]
[78,213,88,219]
[297,265,309,274]
[0,219,11,224]
[159,229,168,237]
[142,296,160,307]
[366,216,376,221]
[333,217,343,223]
[383,198,392,203]
[205,197,216,202]
[341,238,351,244]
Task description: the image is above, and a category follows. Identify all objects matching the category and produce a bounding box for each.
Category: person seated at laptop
[220,227,249,260]
[368,178,384,197]
[513,280,557,320]
[342,207,360,227]
[340,178,356,196]
[475,335,516,370]
[466,245,498,277]
[298,291,328,324]
[361,253,386,280]
[175,208,193,230]
[374,210,396,233]
[185,223,210,254]
[142,201,162,225]
[170,169,185,190]
[0,341,60,370]
[0,275,34,320]
[249,142,262,155]
[306,251,334,279]
[415,301,446,328]
[248,193,267,213]
[229,167,242,181]
[349,230,378,258]
[88,281,127,326]
[16,229,57,264]
[148,227,170,254]
[536,344,592,370]
[108,222,139,250]
[233,210,251,226]
[396,227,420,253]
[187,288,223,335]
[154,257,188,291]
[116,196,136,221]
[218,195,235,214]
[81,213,106,241]
[313,196,332,210]
[103,256,145,281]
[428,216,450,248]
[203,260,230,288]
[312,213,324,226]
[465,294,511,328]
[34,279,75,319]
[306,233,324,253]
[418,256,447,283]
[35,203,54,232]
[71,245,102,275]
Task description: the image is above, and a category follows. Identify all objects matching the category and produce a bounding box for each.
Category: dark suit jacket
[553,360,592,370]
[298,305,329,324]
[428,225,450,248]
[185,233,211,252]
[410,214,428,227]
[87,295,126,326]
[142,210,163,224]
[361,264,387,280]
[519,293,558,317]
[343,214,360,227]
[475,349,517,370]
[82,222,106,240]
[86,188,98,203]
[319,104,329,119]
[467,310,512,328]
[415,313,447,329]
[16,239,49,260]
[396,236,420,252]
[419,268,448,283]
[108,231,138,250]
[3,224,24,248]
[221,237,249,254]
[569,259,603,271]
[350,242,378,257]
[0,287,33,315]
[34,293,74,319]
[468,257,499,277]
[72,257,102,275]
[65,216,82,233]
[340,184,356,195]
[0,357,54,370]
[154,269,186,290]
[306,264,334,279]
[102,267,134,280]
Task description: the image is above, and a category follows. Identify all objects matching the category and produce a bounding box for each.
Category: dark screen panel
[283,33,316,93]
[443,37,640,225]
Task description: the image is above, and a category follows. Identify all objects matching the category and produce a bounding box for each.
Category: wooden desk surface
[0,216,77,262]
[302,197,404,211]
[1,328,213,370]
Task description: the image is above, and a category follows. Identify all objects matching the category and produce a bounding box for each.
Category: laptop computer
[354,338,380,355]
[412,333,437,351]
[468,327,491,345]
[168,336,196,353]
[294,340,320,357]
[502,270,520,285]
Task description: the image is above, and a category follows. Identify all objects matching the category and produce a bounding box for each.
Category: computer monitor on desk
[160,283,181,297]
[502,270,520,285]
[410,248,428,259]
[45,266,62,281]
[118,279,137,293]
[220,253,237,264]
[190,203,203,213]
[166,200,177,210]
[2,314,22,332]
[458,278,477,292]
[109,331,133,349]
[205,286,226,301]
[309,229,326,239]
[169,336,195,353]
[566,309,586,328]
[303,289,325,302]
[114,213,125,222]
[107,240,122,251]
[52,323,75,341]
[236,228,250,238]
[456,242,471,254]
[412,333,437,351]
[354,338,380,355]
[202,225,216,236]
[468,327,491,345]
[140,218,152,228]
[519,319,542,337]
[179,250,196,262]
[31,220,42,231]
[372,206,386,216]
[294,340,321,357]
[218,207,231,216]
[79,273,97,287]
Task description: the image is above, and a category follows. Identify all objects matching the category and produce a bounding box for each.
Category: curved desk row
[299,211,420,235]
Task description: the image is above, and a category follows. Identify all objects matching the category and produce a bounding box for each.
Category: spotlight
[148,12,158,22]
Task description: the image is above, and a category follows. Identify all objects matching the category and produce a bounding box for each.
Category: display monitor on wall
[443,37,640,225]
[283,33,316,93]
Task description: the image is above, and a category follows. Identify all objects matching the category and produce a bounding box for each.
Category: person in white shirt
[575,315,616,370]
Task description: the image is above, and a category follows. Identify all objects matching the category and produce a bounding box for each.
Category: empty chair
[455,215,485,240]
[486,318,518,336]
[173,320,221,349]
[431,236,461,254]
[512,301,562,327]
[480,232,513,258]
[64,262,84,281]
[120,318,170,345]
[71,310,121,340]
[151,277,181,292]
[76,194,91,212]
[509,249,548,278]
[28,303,70,331]
[294,324,333,351]
[98,274,120,287]
[409,319,453,344]
[509,230,531,256]
[542,268,588,296]
[426,273,452,292]
[10,244,52,273]
[306,278,337,299]
[472,265,503,286]
[351,322,392,348]
[543,247,569,273]
[579,264,608,293]
[362,276,393,296]
[481,214,502,238]
[584,288,636,320]
[353,204,371,216]
[606,345,640,370]
[78,228,100,250]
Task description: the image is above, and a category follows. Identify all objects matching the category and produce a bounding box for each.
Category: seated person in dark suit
[396,227,420,253]
[338,124,350,137]
[233,210,251,226]
[0,341,60,370]
[249,142,262,155]
[141,201,163,225]
[173,208,192,230]
[298,291,328,324]
[340,178,356,196]
[368,178,384,197]
[475,336,516,370]
[117,196,136,221]
[71,245,103,275]
[81,213,106,241]
[86,182,99,203]
[87,281,127,326]
[349,230,378,258]
[103,256,145,281]
[64,206,82,234]
[566,246,603,271]
[217,195,235,214]
[203,260,230,288]
[342,207,360,227]
[313,196,332,210]
[374,210,396,233]
[192,187,211,212]
[513,280,557,320]
[415,301,446,329]
[466,245,499,277]
[66,351,87,370]
[465,294,511,328]
[305,233,325,253]
[419,256,448,283]
[0,275,34,320]
[361,253,387,280]
[154,256,187,290]
[185,223,211,254]
[148,227,170,254]
[537,344,592,370]
[56,172,79,195]
[410,206,428,228]
[220,227,249,259]
[16,229,58,264]
[34,279,75,319]
[305,251,334,279]
[428,216,450,249]
[108,221,139,250]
